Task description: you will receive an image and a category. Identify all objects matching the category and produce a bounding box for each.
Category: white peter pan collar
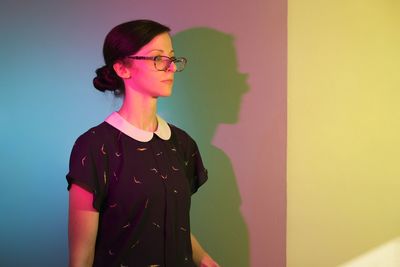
[105,111,171,142]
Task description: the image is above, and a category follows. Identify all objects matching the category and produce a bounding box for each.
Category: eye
[154,56,164,63]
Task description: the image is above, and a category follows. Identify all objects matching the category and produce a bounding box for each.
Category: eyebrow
[145,49,174,54]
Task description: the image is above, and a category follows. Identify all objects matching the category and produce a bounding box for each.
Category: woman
[66,19,219,267]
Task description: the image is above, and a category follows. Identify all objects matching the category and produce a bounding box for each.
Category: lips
[161,79,174,83]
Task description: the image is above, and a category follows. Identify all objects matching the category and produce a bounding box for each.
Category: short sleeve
[66,131,107,211]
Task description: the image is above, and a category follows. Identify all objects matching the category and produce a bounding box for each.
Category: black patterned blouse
[66,112,208,267]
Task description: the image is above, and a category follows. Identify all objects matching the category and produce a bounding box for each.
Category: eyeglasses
[127,55,187,72]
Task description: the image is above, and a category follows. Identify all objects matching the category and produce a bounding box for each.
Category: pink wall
[204,3,287,266]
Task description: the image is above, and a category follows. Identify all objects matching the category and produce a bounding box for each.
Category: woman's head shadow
[161,27,249,266]
[164,27,248,140]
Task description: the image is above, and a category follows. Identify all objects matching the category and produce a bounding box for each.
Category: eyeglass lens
[155,56,186,72]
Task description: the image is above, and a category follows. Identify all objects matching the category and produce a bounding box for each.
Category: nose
[167,61,177,72]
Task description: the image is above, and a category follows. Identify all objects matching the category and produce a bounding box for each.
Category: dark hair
[93,20,171,96]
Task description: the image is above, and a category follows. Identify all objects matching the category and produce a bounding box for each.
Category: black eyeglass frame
[127,55,187,72]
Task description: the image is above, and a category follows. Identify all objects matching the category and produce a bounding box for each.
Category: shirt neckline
[104,111,171,142]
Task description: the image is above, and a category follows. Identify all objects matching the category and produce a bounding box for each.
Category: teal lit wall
[0,1,286,266]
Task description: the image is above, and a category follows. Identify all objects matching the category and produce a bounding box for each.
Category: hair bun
[93,65,122,94]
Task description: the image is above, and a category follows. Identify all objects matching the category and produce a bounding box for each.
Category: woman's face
[124,32,176,98]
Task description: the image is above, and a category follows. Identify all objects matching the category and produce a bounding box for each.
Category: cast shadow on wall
[161,27,249,266]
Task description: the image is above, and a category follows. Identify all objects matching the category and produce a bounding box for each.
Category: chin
[160,86,173,97]
[161,91,173,97]
[155,90,173,98]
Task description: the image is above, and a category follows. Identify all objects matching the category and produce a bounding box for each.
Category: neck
[118,90,158,132]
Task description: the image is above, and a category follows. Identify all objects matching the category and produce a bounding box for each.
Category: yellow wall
[287,1,400,266]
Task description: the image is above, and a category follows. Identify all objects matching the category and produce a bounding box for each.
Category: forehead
[138,32,173,54]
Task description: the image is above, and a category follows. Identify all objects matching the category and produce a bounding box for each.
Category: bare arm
[68,184,99,267]
[191,233,220,267]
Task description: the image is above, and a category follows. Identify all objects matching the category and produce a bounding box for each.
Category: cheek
[132,74,172,95]
[132,69,155,85]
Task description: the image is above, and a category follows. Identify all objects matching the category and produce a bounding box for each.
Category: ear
[113,61,131,79]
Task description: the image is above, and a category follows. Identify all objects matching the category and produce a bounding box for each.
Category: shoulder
[168,124,203,158]
[169,124,197,146]
[72,122,112,150]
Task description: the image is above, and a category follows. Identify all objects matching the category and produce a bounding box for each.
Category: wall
[287,1,400,266]
[0,1,286,266]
